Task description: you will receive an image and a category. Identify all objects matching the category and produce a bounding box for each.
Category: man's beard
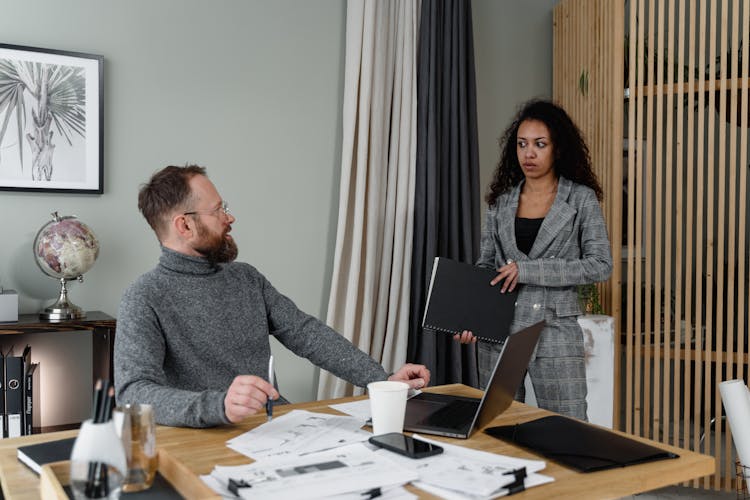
[194,219,238,265]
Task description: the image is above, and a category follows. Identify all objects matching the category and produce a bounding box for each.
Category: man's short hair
[138,165,206,240]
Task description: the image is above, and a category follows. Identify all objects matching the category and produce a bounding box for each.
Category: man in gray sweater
[115,165,430,427]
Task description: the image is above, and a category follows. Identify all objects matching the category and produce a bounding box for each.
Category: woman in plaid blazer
[456,100,612,421]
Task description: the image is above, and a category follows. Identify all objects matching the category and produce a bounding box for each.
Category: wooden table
[0,384,715,499]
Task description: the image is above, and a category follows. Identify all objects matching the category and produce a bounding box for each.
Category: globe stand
[40,277,86,321]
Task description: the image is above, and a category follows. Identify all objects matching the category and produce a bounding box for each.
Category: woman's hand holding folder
[453,330,478,344]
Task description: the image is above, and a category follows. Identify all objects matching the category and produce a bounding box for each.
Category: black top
[515,217,544,255]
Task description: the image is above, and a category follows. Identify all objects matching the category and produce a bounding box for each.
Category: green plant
[577,283,604,315]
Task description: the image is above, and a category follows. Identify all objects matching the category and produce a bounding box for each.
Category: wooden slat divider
[703,0,717,488]
[610,0,625,424]
[691,0,708,487]
[740,0,750,401]
[682,0,702,484]
[721,0,739,489]
[653,0,666,442]
[683,0,697,485]
[635,0,647,439]
[672,0,686,453]
[668,0,679,454]
[644,0,656,440]
[554,0,750,492]
[626,0,638,437]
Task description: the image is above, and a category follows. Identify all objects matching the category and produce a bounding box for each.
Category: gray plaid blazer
[476,176,613,359]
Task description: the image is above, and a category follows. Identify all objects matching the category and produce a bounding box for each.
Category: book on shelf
[422,257,518,344]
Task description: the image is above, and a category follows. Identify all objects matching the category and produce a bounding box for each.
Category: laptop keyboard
[417,399,480,428]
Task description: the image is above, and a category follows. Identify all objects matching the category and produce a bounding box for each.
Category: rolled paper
[719,379,750,480]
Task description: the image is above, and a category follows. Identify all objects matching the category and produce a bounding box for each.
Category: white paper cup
[367,381,409,435]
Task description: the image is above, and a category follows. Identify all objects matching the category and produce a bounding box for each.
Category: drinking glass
[113,404,158,492]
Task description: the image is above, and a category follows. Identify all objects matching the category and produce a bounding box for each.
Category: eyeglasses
[184,200,230,217]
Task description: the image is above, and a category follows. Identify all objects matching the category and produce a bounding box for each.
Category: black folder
[17,437,76,474]
[421,257,518,343]
[24,362,38,435]
[485,415,679,472]
[4,347,25,438]
[0,351,4,438]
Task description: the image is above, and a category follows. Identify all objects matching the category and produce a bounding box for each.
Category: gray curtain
[408,0,481,386]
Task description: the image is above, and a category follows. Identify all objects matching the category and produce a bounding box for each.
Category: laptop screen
[402,320,545,438]
[470,320,545,432]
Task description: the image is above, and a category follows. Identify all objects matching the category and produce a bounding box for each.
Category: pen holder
[69,419,127,499]
[737,461,750,500]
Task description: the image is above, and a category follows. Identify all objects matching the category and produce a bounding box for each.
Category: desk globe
[33,212,100,321]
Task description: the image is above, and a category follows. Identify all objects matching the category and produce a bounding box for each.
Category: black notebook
[485,415,679,472]
[17,437,76,474]
[422,257,518,343]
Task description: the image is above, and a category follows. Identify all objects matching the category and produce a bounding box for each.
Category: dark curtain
[408,0,481,386]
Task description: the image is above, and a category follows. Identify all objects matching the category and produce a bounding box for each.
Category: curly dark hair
[485,99,602,206]
[138,164,206,240]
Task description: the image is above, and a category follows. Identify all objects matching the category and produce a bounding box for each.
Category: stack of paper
[203,410,555,499]
[381,435,553,499]
[207,443,417,499]
[226,409,371,460]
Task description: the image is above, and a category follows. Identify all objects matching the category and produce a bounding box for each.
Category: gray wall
[0,0,557,404]
[473,0,559,194]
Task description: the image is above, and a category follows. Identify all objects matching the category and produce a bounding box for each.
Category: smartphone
[368,433,444,459]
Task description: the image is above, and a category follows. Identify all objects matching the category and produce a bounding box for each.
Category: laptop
[403,320,545,439]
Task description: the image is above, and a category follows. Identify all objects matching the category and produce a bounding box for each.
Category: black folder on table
[422,257,518,343]
[485,415,679,472]
[17,437,76,474]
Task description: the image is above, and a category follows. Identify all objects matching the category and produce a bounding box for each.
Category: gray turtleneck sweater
[114,247,388,427]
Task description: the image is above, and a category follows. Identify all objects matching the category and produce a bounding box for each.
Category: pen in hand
[267,355,274,421]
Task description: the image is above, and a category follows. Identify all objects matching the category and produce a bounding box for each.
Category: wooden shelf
[625,344,749,364]
[0,311,114,334]
[0,312,116,431]
[629,77,750,97]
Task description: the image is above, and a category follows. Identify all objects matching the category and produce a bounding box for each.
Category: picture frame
[0,43,103,194]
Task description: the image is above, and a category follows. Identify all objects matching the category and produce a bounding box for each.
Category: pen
[361,487,382,498]
[228,478,252,497]
[267,355,274,421]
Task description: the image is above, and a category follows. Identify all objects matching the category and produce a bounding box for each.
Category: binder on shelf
[421,257,518,343]
[24,362,38,436]
[21,346,31,436]
[5,345,28,438]
[0,350,4,439]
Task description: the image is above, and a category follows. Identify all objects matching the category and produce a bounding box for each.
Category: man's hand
[224,375,278,424]
[388,363,430,389]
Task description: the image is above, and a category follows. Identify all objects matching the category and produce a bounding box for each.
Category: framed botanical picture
[0,43,103,194]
